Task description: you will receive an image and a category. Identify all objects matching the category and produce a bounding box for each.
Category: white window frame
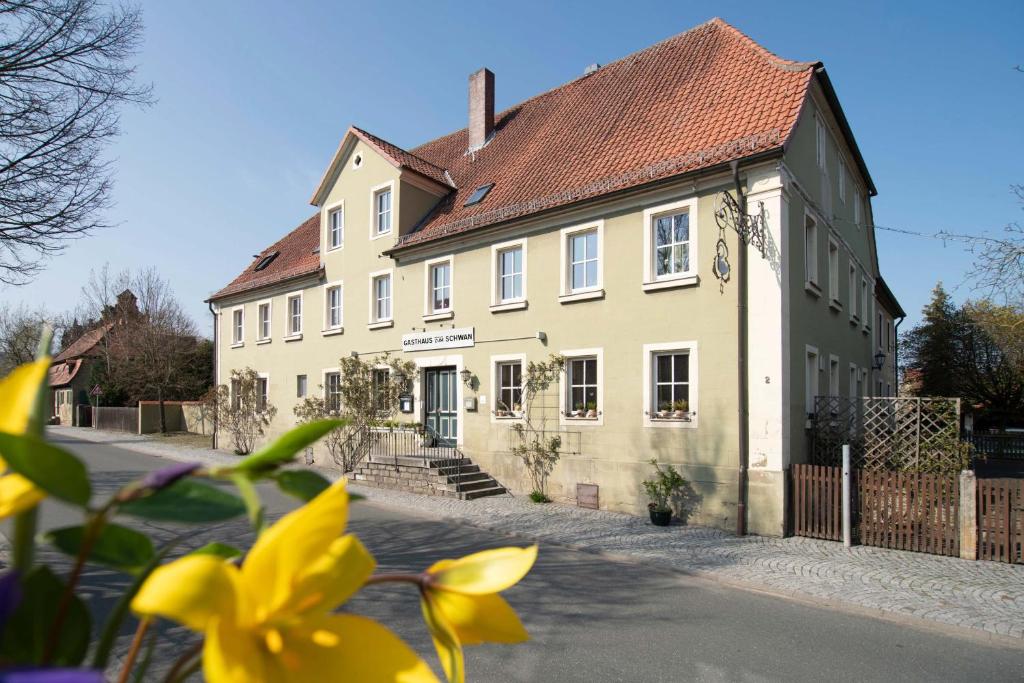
[296,374,308,399]
[805,345,820,417]
[816,116,827,171]
[827,237,840,306]
[642,197,699,291]
[848,262,859,323]
[368,268,394,328]
[829,354,840,398]
[489,353,526,423]
[849,363,859,400]
[326,200,345,251]
[838,161,847,204]
[804,210,820,294]
[558,220,604,303]
[256,372,270,414]
[230,306,244,347]
[853,188,863,228]
[642,341,698,429]
[322,281,344,334]
[559,347,604,426]
[861,277,870,333]
[256,299,272,343]
[490,237,527,311]
[322,368,341,413]
[370,181,394,239]
[284,291,303,339]
[423,255,454,320]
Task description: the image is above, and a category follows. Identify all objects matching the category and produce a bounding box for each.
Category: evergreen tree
[901,283,961,397]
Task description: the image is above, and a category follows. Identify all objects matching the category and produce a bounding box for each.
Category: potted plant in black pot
[642,458,688,526]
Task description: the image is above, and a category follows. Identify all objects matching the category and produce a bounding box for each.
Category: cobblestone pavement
[50,427,1024,643]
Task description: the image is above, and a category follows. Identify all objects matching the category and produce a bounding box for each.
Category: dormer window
[254,251,278,271]
[464,183,494,207]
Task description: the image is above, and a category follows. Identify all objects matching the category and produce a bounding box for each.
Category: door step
[349,454,507,500]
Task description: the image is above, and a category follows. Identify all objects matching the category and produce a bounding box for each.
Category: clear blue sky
[5,0,1023,334]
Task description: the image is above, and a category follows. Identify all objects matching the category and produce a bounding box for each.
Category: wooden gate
[978,479,1023,564]
[857,471,959,557]
[792,464,843,541]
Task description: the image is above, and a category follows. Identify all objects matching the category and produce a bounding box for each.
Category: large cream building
[208,19,903,536]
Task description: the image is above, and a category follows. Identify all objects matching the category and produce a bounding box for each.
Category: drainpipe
[732,161,749,537]
[208,301,218,451]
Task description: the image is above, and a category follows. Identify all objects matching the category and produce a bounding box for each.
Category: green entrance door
[424,367,457,447]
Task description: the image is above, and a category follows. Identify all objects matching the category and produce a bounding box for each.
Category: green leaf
[231,473,264,534]
[0,565,91,666]
[119,479,245,523]
[45,523,154,573]
[0,432,90,506]
[274,469,332,502]
[190,542,242,560]
[235,419,346,473]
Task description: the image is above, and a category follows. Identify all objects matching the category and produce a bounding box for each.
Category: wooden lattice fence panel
[811,397,965,473]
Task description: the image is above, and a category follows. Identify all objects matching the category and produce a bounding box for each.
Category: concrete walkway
[49,426,1024,643]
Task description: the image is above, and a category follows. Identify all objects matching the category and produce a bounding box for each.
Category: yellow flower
[132,479,437,682]
[420,545,537,683]
[0,358,50,517]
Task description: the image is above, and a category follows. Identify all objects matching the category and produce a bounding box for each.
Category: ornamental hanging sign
[401,327,475,352]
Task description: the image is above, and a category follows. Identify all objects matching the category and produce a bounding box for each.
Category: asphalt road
[6,434,1023,682]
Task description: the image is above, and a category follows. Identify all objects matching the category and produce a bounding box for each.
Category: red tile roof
[397,18,814,247]
[48,359,83,387]
[209,214,323,301]
[53,324,112,362]
[213,18,818,299]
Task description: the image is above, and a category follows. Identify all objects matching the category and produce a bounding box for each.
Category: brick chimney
[468,68,494,152]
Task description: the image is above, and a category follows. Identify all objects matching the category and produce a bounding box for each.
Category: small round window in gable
[352,153,363,170]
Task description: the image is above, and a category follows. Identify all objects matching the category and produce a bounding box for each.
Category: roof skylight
[463,183,494,207]
[254,251,279,271]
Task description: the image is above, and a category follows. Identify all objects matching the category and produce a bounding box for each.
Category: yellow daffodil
[132,479,437,682]
[420,545,537,682]
[0,358,50,517]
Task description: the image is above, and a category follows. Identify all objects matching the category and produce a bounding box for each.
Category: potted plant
[569,403,584,418]
[656,402,671,419]
[585,401,598,418]
[641,458,688,526]
[495,402,510,418]
[672,399,689,419]
[512,402,522,417]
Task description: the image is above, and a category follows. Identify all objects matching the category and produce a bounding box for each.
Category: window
[804,213,818,289]
[372,273,392,323]
[231,308,244,345]
[286,293,302,336]
[324,284,343,330]
[566,356,598,417]
[838,162,847,203]
[805,346,819,416]
[854,189,863,227]
[829,355,840,397]
[257,301,271,341]
[328,205,344,249]
[230,378,241,410]
[464,183,494,207]
[653,210,691,279]
[373,186,392,236]
[816,117,827,170]
[849,364,858,399]
[496,362,522,414]
[428,260,452,313]
[861,278,869,329]
[877,313,884,348]
[849,264,858,321]
[256,376,269,412]
[324,372,341,413]
[498,246,523,302]
[371,368,389,413]
[652,352,690,417]
[643,198,698,289]
[297,375,307,398]
[254,251,278,271]
[828,238,839,303]
[887,320,894,352]
[569,229,598,292]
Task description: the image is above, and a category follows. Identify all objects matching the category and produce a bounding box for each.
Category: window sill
[559,289,604,304]
[284,333,303,342]
[849,315,860,326]
[492,413,524,421]
[423,311,454,322]
[368,320,394,330]
[326,244,343,253]
[230,342,244,349]
[804,281,822,297]
[829,299,842,313]
[490,300,528,313]
[321,327,344,337]
[642,274,699,292]
[646,413,698,429]
[370,230,392,241]
[256,338,271,345]
[862,326,871,336]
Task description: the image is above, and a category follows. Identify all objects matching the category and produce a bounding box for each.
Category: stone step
[460,485,506,500]
[434,463,481,476]
[456,478,501,493]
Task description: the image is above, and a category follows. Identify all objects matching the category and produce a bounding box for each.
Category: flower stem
[364,572,428,586]
[163,641,202,683]
[117,617,151,683]
[11,506,37,572]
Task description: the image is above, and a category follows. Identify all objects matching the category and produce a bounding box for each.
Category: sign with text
[401,327,475,352]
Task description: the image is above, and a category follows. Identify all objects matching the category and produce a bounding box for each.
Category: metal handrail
[342,421,469,493]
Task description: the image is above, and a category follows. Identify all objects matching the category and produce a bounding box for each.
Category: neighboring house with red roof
[48,323,112,425]
[207,18,902,535]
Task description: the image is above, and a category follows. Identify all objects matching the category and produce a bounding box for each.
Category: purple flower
[0,571,21,632]
[0,669,103,683]
[139,462,200,491]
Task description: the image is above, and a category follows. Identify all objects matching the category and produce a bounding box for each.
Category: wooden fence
[792,464,843,541]
[94,406,138,433]
[978,479,1023,564]
[858,470,959,557]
